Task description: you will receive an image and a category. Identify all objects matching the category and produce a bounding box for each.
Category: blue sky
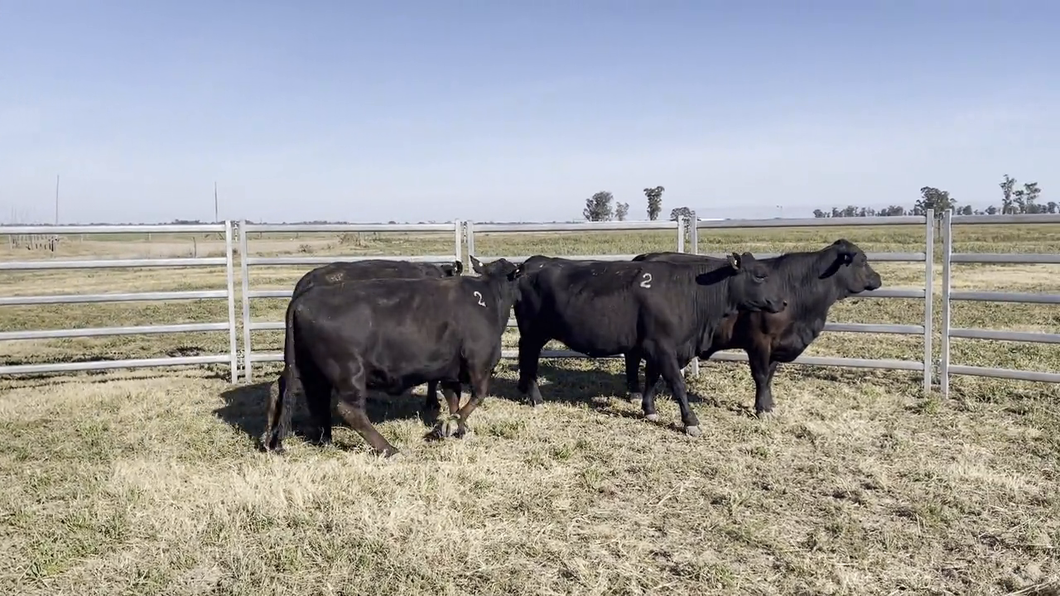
[1,0,1058,224]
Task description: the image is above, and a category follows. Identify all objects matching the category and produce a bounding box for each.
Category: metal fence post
[453,220,463,268]
[465,221,476,263]
[689,211,699,255]
[224,221,239,383]
[687,214,700,376]
[239,220,253,382]
[922,209,935,394]
[939,209,953,397]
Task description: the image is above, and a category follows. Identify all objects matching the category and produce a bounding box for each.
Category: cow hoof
[645,413,659,422]
[755,409,776,420]
[628,392,642,403]
[685,425,702,437]
[435,415,463,438]
[384,450,402,460]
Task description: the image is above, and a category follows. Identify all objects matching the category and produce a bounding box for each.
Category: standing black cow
[261,256,524,457]
[275,258,464,419]
[629,239,882,416]
[513,253,788,436]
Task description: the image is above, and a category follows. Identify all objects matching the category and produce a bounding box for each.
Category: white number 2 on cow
[640,273,652,288]
[473,291,486,307]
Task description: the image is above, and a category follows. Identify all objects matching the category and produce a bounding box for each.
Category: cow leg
[516,334,549,407]
[624,351,643,403]
[301,368,333,446]
[657,353,702,437]
[422,380,441,415]
[438,370,489,438]
[262,363,302,453]
[440,381,462,416]
[332,363,400,457]
[750,352,779,416]
[640,359,662,422]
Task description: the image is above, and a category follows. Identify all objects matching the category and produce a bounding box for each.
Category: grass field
[1,221,1058,595]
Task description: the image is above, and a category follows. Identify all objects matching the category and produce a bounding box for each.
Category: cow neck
[771,249,847,320]
[689,263,738,334]
[471,274,517,329]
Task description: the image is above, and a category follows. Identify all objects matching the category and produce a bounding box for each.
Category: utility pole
[214,181,219,222]
[55,174,60,224]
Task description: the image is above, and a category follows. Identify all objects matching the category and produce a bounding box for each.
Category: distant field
[1,221,1058,595]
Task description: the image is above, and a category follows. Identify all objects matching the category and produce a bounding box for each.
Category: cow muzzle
[765,299,788,313]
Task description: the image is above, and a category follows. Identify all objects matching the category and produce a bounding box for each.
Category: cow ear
[469,255,484,274]
[453,260,464,275]
[509,263,526,280]
[832,239,856,261]
[728,252,741,270]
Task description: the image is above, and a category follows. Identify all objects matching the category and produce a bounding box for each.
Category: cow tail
[261,299,300,451]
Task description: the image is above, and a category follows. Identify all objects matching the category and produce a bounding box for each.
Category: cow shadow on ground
[215,374,533,446]
[216,358,851,446]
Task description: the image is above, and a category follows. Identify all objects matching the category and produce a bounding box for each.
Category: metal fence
[3,214,1058,393]
[0,223,239,381]
[685,211,937,393]
[465,218,687,361]
[238,220,464,382]
[938,210,1060,395]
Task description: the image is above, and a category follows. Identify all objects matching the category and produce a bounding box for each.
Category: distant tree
[583,191,614,222]
[1048,201,1059,214]
[669,206,694,222]
[615,201,630,221]
[812,209,827,218]
[1023,182,1042,213]
[643,186,665,220]
[986,205,999,215]
[914,186,956,218]
[1000,174,1017,214]
[958,205,973,215]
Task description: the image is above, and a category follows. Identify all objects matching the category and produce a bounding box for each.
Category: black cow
[275,258,464,418]
[513,253,788,436]
[629,239,882,416]
[261,256,525,457]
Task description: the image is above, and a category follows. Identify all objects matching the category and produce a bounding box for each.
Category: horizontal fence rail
[238,220,464,382]
[0,223,239,381]
[939,211,1060,394]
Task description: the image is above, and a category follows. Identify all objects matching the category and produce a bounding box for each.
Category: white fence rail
[238,220,464,382]
[939,210,1060,395]
[2,214,1057,394]
[0,223,239,381]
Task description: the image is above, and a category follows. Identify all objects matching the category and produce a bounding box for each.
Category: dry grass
[1,222,1059,595]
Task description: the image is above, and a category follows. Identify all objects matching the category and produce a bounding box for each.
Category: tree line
[582,186,695,222]
[813,174,1054,219]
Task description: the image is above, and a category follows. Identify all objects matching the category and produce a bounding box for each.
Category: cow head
[726,251,787,314]
[439,260,464,277]
[469,255,525,282]
[824,239,882,295]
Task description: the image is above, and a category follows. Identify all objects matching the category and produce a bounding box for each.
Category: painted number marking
[473,291,486,307]
[640,273,653,288]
